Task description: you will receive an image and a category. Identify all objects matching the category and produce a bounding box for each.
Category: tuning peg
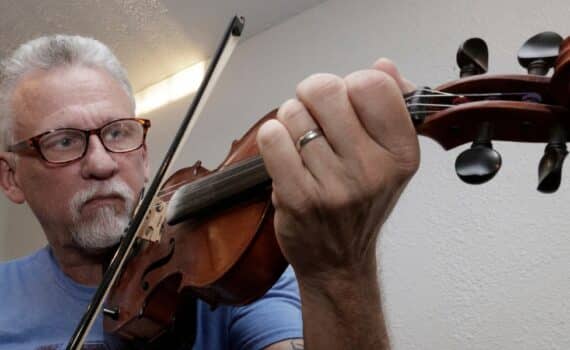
[518,31,563,75]
[537,125,568,193]
[457,38,488,78]
[455,122,502,184]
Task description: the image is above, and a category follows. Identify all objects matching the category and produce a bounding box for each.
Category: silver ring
[296,128,324,151]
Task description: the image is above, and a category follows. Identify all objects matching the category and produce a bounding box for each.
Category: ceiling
[0,0,326,92]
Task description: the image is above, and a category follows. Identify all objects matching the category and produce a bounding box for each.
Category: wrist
[294,255,389,349]
[296,255,381,307]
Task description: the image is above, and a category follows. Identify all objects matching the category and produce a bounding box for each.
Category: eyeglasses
[6,118,151,164]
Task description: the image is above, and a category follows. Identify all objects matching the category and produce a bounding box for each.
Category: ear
[0,152,26,204]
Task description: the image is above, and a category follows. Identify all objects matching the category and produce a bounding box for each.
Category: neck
[49,242,111,286]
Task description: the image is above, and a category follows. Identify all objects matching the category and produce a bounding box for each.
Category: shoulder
[0,247,54,302]
[193,266,302,349]
[228,266,302,348]
[0,247,49,277]
[234,265,300,314]
[0,247,51,324]
[272,265,298,290]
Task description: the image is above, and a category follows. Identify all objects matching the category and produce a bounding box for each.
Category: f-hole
[141,238,176,289]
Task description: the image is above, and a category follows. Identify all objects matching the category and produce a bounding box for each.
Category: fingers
[296,73,371,158]
[257,58,421,283]
[261,58,419,195]
[256,119,315,202]
[344,67,420,173]
[372,58,416,94]
[276,99,340,182]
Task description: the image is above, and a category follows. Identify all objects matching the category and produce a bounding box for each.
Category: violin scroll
[413,32,570,191]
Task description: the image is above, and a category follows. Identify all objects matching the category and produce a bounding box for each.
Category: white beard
[69,180,135,250]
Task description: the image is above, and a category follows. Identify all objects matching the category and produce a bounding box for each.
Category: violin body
[105,113,288,341]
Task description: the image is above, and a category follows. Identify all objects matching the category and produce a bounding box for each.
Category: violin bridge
[135,197,167,242]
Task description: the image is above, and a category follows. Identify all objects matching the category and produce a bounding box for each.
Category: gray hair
[0,34,135,147]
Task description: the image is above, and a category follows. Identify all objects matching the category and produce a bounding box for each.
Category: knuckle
[296,73,345,103]
[325,186,365,214]
[256,119,284,149]
[394,144,421,178]
[286,187,320,215]
[277,98,308,126]
[359,166,383,195]
[355,171,385,204]
[357,149,417,196]
[373,57,397,70]
[273,176,320,214]
[345,69,398,97]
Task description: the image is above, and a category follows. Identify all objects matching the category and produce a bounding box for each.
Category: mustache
[70,180,135,215]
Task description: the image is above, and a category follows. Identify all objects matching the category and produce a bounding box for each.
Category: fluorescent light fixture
[135,61,206,115]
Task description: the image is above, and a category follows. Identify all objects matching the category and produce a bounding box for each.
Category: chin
[73,231,123,255]
[71,207,129,253]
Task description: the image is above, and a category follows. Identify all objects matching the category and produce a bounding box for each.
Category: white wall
[1,200,44,260]
[2,0,570,348]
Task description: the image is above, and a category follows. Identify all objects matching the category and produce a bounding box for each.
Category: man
[0,34,418,349]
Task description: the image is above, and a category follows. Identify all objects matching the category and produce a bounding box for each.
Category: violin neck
[167,156,271,225]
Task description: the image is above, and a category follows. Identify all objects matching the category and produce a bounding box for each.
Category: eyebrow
[44,115,129,131]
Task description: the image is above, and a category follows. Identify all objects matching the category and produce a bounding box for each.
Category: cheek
[120,153,149,193]
[18,164,77,222]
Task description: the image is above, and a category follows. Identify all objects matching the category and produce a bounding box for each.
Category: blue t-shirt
[0,247,302,349]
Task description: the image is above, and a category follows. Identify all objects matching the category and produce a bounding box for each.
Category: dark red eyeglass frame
[6,118,151,164]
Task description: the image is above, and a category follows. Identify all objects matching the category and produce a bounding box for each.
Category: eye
[40,131,84,151]
[105,126,129,141]
[110,128,125,139]
[58,137,73,147]
[103,121,137,142]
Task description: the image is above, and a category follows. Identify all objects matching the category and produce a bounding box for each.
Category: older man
[0,34,418,349]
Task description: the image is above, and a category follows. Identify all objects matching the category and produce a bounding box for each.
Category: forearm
[297,260,390,350]
[257,57,417,350]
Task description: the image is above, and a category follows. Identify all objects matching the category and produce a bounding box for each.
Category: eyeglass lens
[38,119,145,163]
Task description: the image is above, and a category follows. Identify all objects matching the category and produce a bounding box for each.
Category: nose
[80,134,119,179]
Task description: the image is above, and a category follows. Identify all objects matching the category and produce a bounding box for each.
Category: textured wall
[2,0,570,349]
[0,0,326,92]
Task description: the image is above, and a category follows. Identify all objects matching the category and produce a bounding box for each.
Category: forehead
[10,65,133,138]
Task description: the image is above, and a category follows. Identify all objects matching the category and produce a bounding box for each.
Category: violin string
[409,111,446,116]
[157,177,197,199]
[157,104,453,201]
[406,103,455,108]
[153,176,199,200]
[404,88,455,99]
[409,88,452,95]
[159,157,268,208]
[404,90,536,101]
[155,160,253,199]
[157,158,264,198]
[157,176,210,201]
[155,90,540,203]
[156,156,265,201]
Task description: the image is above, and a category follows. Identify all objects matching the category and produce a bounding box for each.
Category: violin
[67,17,570,347]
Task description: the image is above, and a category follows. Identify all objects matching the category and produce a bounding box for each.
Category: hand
[257,58,419,283]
